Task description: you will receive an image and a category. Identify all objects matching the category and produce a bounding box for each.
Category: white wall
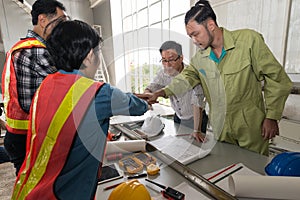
[0,51,5,92]
[0,0,94,53]
[0,1,32,53]
[213,0,287,65]
[61,0,94,24]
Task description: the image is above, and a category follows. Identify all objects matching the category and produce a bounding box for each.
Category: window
[285,0,300,81]
[215,0,300,82]
[111,0,190,96]
[110,0,300,94]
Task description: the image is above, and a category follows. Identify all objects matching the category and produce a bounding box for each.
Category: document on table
[204,163,259,200]
[204,163,260,188]
[149,135,210,165]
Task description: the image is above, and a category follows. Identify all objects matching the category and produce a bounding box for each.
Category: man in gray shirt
[144,41,208,142]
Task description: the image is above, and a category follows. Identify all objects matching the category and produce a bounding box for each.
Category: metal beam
[11,0,31,14]
[90,0,105,8]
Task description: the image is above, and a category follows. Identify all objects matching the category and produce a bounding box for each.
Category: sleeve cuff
[266,111,282,121]
[164,87,173,98]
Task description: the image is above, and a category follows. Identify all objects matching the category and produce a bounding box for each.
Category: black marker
[145,179,185,200]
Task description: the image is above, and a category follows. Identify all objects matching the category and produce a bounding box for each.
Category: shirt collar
[221,27,235,51]
[26,30,47,45]
[209,47,226,63]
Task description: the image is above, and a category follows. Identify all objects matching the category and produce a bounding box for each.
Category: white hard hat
[140,116,165,137]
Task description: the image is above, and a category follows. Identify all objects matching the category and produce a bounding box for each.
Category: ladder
[93,25,110,83]
[94,52,110,83]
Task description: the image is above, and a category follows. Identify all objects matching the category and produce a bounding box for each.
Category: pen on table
[103,182,123,191]
[175,134,191,137]
[127,173,147,179]
[212,166,243,184]
[207,163,237,181]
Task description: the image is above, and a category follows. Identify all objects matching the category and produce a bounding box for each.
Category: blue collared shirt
[54,70,148,199]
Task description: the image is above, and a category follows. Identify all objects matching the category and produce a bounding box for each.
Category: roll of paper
[105,140,146,154]
[228,175,300,199]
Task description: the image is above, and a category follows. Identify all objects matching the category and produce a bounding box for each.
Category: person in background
[0,146,10,164]
[12,20,148,200]
[0,107,10,164]
[0,106,6,131]
[143,41,208,142]
[1,0,67,175]
[139,0,292,155]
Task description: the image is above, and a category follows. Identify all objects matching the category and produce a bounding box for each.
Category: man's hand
[135,92,155,101]
[135,89,166,105]
[192,131,207,143]
[262,118,279,140]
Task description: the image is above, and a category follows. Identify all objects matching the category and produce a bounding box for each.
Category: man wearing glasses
[2,0,67,175]
[143,41,208,142]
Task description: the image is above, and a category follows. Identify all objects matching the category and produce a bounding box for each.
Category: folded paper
[106,140,146,154]
[228,175,300,199]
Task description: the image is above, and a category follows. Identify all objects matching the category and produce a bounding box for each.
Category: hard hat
[141,116,165,137]
[265,152,300,176]
[108,179,152,200]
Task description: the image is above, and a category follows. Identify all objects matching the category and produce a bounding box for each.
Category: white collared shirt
[146,65,205,120]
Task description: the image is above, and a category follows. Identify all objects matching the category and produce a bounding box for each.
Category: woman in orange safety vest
[12,20,149,200]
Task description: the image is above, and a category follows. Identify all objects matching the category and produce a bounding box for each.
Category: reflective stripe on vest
[2,39,45,133]
[5,118,29,130]
[12,76,97,199]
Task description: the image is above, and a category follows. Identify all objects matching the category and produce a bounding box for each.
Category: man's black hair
[47,20,102,72]
[184,0,217,26]
[31,0,66,25]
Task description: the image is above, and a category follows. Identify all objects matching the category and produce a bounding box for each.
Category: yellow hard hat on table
[108,179,152,200]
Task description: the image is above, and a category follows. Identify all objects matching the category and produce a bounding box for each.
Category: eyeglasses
[160,55,181,64]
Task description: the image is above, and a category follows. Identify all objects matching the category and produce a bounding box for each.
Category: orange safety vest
[2,38,46,134]
[12,72,104,200]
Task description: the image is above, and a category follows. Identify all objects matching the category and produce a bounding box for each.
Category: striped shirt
[13,30,57,113]
[146,65,205,120]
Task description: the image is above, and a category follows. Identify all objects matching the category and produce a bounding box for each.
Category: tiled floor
[0,162,15,200]
[0,136,14,199]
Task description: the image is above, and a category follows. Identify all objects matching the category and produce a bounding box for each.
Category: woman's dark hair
[46,20,101,71]
[184,0,217,26]
[31,0,66,25]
